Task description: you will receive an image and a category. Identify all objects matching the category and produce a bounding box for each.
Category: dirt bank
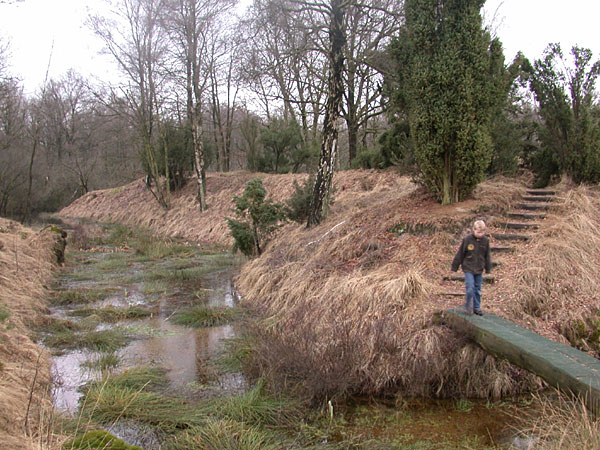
[0,219,63,449]
[59,170,600,399]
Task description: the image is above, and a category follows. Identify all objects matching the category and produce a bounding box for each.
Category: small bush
[285,176,314,223]
[226,178,286,257]
[0,303,10,323]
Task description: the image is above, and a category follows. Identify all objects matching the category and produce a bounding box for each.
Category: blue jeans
[464,272,482,312]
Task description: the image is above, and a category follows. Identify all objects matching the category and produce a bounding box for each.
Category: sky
[1,0,599,93]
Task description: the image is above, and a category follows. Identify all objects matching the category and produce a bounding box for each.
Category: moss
[62,430,142,450]
[0,303,10,323]
[561,312,600,355]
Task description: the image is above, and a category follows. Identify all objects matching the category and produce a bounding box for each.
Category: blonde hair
[473,220,486,230]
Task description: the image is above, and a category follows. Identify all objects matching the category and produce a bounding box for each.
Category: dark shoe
[473,310,484,316]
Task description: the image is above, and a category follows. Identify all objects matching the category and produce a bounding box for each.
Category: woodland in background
[1,0,599,221]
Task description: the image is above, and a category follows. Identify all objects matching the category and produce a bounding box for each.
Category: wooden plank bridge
[441,308,600,412]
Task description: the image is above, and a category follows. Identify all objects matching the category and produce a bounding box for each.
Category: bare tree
[90,0,171,209]
[239,0,328,148]
[342,0,402,161]
[162,0,235,209]
[0,77,26,216]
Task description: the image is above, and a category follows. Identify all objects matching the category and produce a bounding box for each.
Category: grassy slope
[59,170,600,399]
[0,219,61,448]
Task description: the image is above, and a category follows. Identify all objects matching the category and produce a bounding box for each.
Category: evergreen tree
[226,178,286,257]
[389,0,506,204]
[523,44,600,185]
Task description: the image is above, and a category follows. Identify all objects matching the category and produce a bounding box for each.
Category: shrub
[285,176,314,223]
[226,179,286,257]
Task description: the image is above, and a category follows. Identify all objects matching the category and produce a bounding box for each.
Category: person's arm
[451,238,465,272]
[484,239,492,274]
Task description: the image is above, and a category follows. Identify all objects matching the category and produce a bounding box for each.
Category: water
[48,241,244,447]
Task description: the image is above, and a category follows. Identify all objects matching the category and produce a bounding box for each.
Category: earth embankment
[0,219,63,448]
[59,171,600,399]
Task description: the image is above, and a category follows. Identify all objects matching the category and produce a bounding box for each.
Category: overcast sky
[1,0,599,93]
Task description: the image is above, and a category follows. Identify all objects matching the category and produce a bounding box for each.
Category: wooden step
[436,292,464,297]
[507,212,546,220]
[491,246,512,253]
[526,189,556,196]
[444,274,495,283]
[522,196,554,202]
[491,233,530,241]
[517,203,550,211]
[494,222,539,230]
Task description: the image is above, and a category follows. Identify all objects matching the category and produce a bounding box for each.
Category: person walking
[451,220,492,316]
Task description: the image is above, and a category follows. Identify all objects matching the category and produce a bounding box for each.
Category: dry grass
[237,174,543,398]
[0,218,64,448]
[58,170,598,402]
[502,185,600,347]
[517,391,600,450]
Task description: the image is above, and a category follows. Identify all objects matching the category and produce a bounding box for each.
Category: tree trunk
[192,119,207,210]
[307,0,346,227]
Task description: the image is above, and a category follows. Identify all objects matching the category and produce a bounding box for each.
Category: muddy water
[50,249,244,414]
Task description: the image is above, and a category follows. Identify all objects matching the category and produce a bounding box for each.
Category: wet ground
[46,231,245,447]
[45,225,532,449]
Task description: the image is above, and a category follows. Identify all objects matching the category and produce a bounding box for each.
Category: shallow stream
[46,227,245,447]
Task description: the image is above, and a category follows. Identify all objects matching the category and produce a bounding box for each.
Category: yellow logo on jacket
[467,244,475,251]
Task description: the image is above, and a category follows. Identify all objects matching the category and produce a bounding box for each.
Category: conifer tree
[390,0,505,204]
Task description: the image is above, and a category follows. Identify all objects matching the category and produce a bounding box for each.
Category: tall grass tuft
[44,328,129,352]
[70,305,151,322]
[518,391,600,450]
[169,419,281,450]
[209,380,301,426]
[171,306,243,327]
[80,382,203,433]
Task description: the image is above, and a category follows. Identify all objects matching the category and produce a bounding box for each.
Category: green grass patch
[106,366,169,391]
[37,317,83,335]
[141,280,170,296]
[50,288,118,306]
[82,352,121,372]
[95,253,132,271]
[0,303,10,323]
[62,429,143,450]
[171,306,243,328]
[44,328,130,352]
[70,305,151,322]
[92,224,196,260]
[209,380,300,427]
[215,336,256,373]
[169,419,281,450]
[80,384,203,433]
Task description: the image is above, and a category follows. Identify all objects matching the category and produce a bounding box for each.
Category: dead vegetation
[506,184,600,353]
[0,218,64,448]
[59,170,599,402]
[237,174,544,399]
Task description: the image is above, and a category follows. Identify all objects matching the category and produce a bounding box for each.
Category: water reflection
[51,349,96,412]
